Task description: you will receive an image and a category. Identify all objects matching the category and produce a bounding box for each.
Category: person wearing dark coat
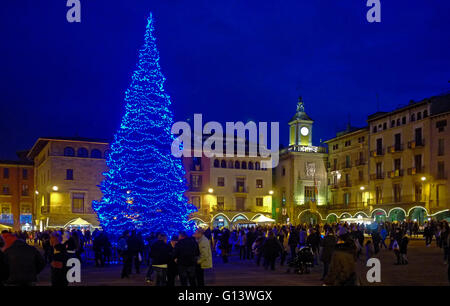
[166,235,178,286]
[50,243,69,287]
[288,227,299,259]
[93,233,105,267]
[127,230,143,274]
[149,233,172,286]
[324,234,358,286]
[261,232,282,271]
[320,230,337,280]
[2,233,45,286]
[173,232,200,286]
[0,236,9,286]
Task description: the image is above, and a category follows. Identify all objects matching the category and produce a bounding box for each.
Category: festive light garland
[93,13,197,239]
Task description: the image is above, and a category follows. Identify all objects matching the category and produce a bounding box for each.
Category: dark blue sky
[1,1,449,159]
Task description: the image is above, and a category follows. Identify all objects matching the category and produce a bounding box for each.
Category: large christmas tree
[93,13,196,238]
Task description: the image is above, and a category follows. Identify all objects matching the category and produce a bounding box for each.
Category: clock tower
[289,96,313,147]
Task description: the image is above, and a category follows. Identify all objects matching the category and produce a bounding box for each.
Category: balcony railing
[190,164,203,171]
[387,144,404,153]
[340,181,352,188]
[408,139,425,149]
[355,159,366,166]
[407,167,425,175]
[341,162,352,169]
[326,202,365,210]
[387,169,404,178]
[371,148,385,157]
[370,172,385,180]
[189,185,203,192]
[437,172,448,180]
[234,186,248,193]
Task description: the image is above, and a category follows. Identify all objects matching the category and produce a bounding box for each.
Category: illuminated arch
[387,207,407,217]
[250,213,264,221]
[210,213,231,223]
[326,213,339,220]
[407,206,428,217]
[338,212,352,219]
[297,209,324,220]
[231,213,249,222]
[352,211,369,218]
[429,209,450,217]
[370,208,387,217]
[189,217,209,224]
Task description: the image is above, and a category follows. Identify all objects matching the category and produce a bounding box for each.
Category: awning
[45,214,100,228]
[252,215,275,223]
[65,217,92,227]
[0,224,12,231]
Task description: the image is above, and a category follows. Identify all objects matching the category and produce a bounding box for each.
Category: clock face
[300,126,309,136]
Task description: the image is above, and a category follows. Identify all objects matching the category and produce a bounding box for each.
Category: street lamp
[208,188,214,193]
[269,190,274,195]
[52,186,59,191]
[421,176,426,181]
[360,186,365,191]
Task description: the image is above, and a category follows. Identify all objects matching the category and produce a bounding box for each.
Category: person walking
[173,231,200,286]
[166,235,178,286]
[237,229,247,260]
[149,233,171,286]
[117,230,131,279]
[2,232,45,286]
[288,227,299,259]
[50,243,69,287]
[399,232,409,265]
[127,230,143,274]
[194,228,213,286]
[320,230,336,281]
[261,232,282,271]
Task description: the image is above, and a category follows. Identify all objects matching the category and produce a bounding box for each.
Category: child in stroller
[286,244,314,274]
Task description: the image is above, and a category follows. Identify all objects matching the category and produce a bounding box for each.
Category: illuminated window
[256,179,263,188]
[22,184,29,196]
[72,193,85,213]
[256,198,263,207]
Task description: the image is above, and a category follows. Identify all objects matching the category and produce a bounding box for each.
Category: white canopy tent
[64,217,93,228]
[252,215,276,223]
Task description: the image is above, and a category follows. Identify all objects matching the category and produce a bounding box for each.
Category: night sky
[1,1,449,159]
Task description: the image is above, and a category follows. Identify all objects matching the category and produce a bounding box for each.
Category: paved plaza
[34,239,449,286]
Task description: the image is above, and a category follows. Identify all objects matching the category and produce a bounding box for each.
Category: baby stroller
[287,245,314,274]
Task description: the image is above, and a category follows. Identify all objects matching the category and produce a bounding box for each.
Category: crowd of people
[0,219,449,286]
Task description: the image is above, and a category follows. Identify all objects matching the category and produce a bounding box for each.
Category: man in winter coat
[288,227,299,259]
[149,233,172,286]
[324,234,357,286]
[173,231,200,286]
[320,230,337,280]
[261,232,282,271]
[194,228,212,286]
[50,243,69,287]
[2,233,45,286]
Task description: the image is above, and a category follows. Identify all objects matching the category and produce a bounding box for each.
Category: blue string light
[93,13,197,239]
